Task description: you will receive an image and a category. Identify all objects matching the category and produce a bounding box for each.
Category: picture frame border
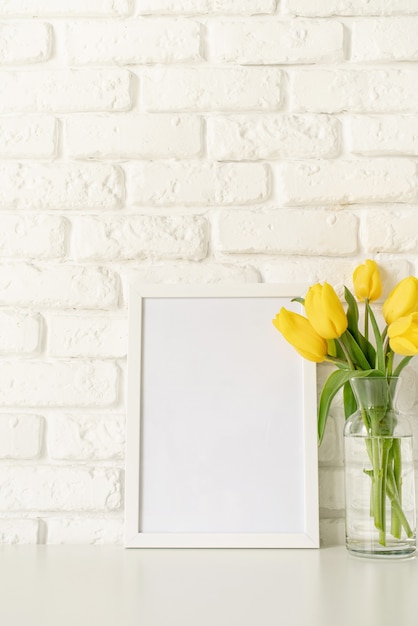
[125,283,319,549]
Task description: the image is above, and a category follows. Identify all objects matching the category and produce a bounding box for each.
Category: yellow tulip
[382,276,418,325]
[273,308,328,363]
[304,282,348,339]
[388,313,418,356]
[353,259,382,302]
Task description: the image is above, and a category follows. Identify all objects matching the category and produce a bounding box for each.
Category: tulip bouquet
[273,260,418,547]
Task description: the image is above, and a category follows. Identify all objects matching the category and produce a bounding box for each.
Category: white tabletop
[0,545,417,626]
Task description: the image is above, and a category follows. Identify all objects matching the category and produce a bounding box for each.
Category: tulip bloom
[304,282,348,339]
[273,308,328,363]
[353,259,382,302]
[388,313,418,356]
[383,277,418,325]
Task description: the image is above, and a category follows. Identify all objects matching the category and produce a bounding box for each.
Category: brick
[208,20,343,64]
[348,116,418,156]
[216,209,358,256]
[0,361,118,407]
[0,0,132,17]
[263,259,411,305]
[0,264,120,308]
[291,69,418,113]
[73,215,208,260]
[0,69,132,113]
[0,163,123,210]
[0,116,57,158]
[47,518,124,545]
[207,114,340,160]
[67,19,201,65]
[319,518,345,547]
[0,466,122,511]
[137,0,277,14]
[283,0,418,16]
[48,314,127,358]
[362,209,418,253]
[0,311,41,354]
[47,415,125,460]
[71,215,208,261]
[352,17,418,61]
[0,415,42,459]
[0,519,39,544]
[263,258,358,291]
[0,22,51,64]
[275,159,417,206]
[318,415,341,465]
[0,215,66,258]
[319,467,345,510]
[65,114,201,159]
[396,368,417,414]
[140,67,282,111]
[125,162,269,205]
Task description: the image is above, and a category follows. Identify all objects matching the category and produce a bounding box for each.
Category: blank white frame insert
[125,284,319,548]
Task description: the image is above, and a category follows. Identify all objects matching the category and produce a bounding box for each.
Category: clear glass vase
[344,377,416,558]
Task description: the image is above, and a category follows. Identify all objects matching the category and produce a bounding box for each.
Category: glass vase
[344,377,416,558]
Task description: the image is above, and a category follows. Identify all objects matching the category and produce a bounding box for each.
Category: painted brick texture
[0,0,417,547]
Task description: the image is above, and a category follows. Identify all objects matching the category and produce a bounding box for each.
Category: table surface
[0,545,417,626]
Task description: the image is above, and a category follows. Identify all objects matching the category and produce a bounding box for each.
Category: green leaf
[344,286,360,340]
[366,300,385,372]
[343,381,357,420]
[344,286,375,367]
[333,338,346,361]
[358,333,376,370]
[291,296,305,305]
[342,330,373,370]
[318,369,374,445]
[393,356,414,377]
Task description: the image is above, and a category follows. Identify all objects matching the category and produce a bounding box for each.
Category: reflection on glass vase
[344,377,416,558]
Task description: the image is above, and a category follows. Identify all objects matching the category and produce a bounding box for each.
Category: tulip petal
[305,282,347,339]
[388,312,418,356]
[353,259,382,302]
[273,308,327,363]
[389,336,418,356]
[383,277,418,325]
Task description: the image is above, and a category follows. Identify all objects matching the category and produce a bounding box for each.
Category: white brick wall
[0,163,124,209]
[207,114,340,160]
[0,70,133,113]
[0,0,417,548]
[136,1,277,15]
[207,20,344,64]
[0,116,57,158]
[65,114,202,159]
[0,23,51,64]
[67,19,202,65]
[0,0,133,17]
[351,18,418,61]
[291,69,418,113]
[140,67,283,111]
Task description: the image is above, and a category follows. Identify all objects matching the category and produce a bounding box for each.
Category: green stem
[387,470,413,538]
[364,299,369,342]
[390,439,402,539]
[366,301,385,372]
[337,336,355,370]
[386,349,394,378]
[325,355,351,368]
[364,433,412,544]
[393,356,414,378]
[370,435,383,531]
[379,438,393,545]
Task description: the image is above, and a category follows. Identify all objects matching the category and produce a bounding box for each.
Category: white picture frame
[125,284,319,548]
